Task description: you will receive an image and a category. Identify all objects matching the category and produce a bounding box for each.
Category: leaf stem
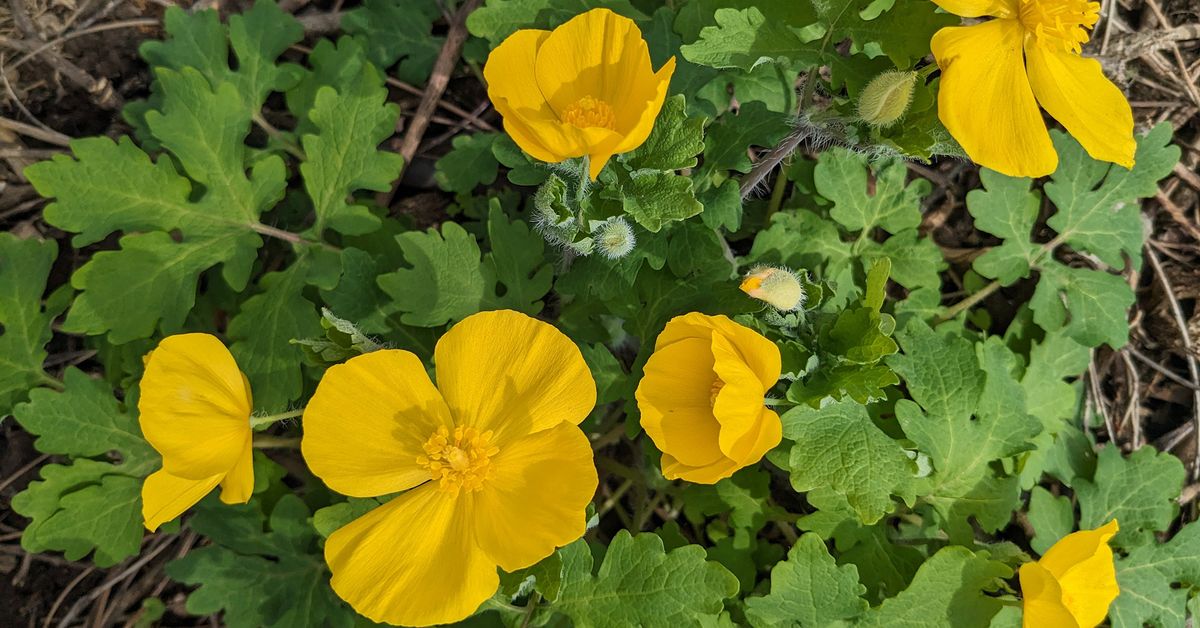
[38,371,65,391]
[252,112,305,161]
[249,222,341,252]
[933,280,1001,325]
[250,408,304,428]
[252,435,301,449]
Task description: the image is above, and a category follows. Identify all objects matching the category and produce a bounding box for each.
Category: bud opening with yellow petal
[740,266,805,311]
[483,8,675,180]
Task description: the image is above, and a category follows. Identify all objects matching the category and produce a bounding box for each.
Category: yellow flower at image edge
[484,8,675,180]
[636,313,782,484]
[139,334,255,532]
[1020,520,1120,627]
[302,310,598,627]
[932,0,1136,177]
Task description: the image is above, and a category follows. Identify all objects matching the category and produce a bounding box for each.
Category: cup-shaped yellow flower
[302,310,598,627]
[1020,519,1120,627]
[931,0,1136,178]
[636,313,782,484]
[139,334,255,532]
[484,8,675,180]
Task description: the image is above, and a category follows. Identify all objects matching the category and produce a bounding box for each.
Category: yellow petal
[1025,44,1135,169]
[434,310,596,445]
[138,333,253,480]
[141,468,222,532]
[302,350,452,498]
[610,56,675,156]
[658,313,781,388]
[661,451,743,484]
[637,336,726,467]
[218,438,253,504]
[485,29,583,164]
[711,331,772,461]
[325,485,498,627]
[1040,520,1120,627]
[933,0,1017,18]
[1019,561,1081,628]
[932,20,1058,178]
[472,423,596,571]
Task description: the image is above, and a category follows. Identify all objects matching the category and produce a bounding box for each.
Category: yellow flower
[139,334,255,532]
[483,8,675,180]
[636,313,782,484]
[302,310,598,627]
[931,0,1135,178]
[1020,520,1120,627]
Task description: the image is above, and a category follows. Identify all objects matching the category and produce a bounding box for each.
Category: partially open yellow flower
[484,8,675,180]
[636,313,782,484]
[302,310,598,627]
[932,0,1135,177]
[1020,519,1120,627]
[139,334,255,532]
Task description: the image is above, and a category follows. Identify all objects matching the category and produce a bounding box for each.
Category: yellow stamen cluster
[1019,0,1100,53]
[561,96,617,130]
[417,425,499,494]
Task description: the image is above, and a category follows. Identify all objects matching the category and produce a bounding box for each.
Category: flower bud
[594,217,636,259]
[857,70,918,128]
[740,266,805,311]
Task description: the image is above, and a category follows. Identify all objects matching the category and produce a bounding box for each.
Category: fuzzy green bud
[594,217,636,259]
[857,70,918,128]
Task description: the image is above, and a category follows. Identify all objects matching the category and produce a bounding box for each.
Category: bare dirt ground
[1,0,1198,625]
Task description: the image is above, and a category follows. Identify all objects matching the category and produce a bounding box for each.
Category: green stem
[935,233,1065,325]
[252,435,301,449]
[252,112,305,161]
[250,408,304,428]
[249,223,341,252]
[763,397,796,408]
[38,371,65,391]
[520,592,542,628]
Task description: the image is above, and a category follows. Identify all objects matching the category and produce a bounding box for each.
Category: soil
[1,0,1198,625]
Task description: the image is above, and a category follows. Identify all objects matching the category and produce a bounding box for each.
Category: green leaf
[299,52,404,236]
[28,68,286,342]
[0,234,58,415]
[1027,486,1074,555]
[625,95,706,172]
[379,220,486,327]
[701,101,791,175]
[167,495,354,628]
[744,533,868,627]
[856,547,1010,627]
[620,171,704,232]
[888,322,1040,540]
[783,400,915,524]
[553,531,739,627]
[436,133,501,195]
[966,170,1041,285]
[140,1,303,112]
[293,308,385,364]
[681,7,818,72]
[11,368,156,566]
[817,148,927,235]
[1029,264,1135,349]
[1110,519,1200,628]
[341,0,441,84]
[379,205,552,326]
[1075,446,1184,549]
[227,256,321,411]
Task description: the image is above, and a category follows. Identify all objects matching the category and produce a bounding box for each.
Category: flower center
[561,96,616,130]
[416,425,499,494]
[1018,0,1100,53]
[710,379,725,407]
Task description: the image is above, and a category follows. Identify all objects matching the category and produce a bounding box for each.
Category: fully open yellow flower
[1020,519,1120,627]
[932,0,1135,177]
[484,8,675,180]
[636,313,782,484]
[139,334,254,532]
[302,310,598,627]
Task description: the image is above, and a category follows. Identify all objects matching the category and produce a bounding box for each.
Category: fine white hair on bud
[857,70,918,129]
[595,217,636,259]
[740,265,805,311]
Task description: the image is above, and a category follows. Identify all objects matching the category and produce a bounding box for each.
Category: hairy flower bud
[594,217,636,259]
[857,70,918,128]
[740,266,805,311]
